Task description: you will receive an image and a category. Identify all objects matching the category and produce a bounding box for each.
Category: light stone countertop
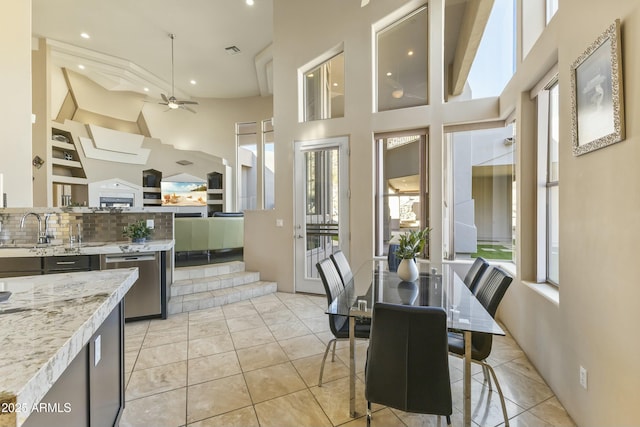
[0,239,174,258]
[0,268,139,427]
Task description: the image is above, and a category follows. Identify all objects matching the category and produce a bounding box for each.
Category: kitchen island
[0,268,138,427]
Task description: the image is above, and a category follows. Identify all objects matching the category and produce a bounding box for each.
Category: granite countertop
[0,268,139,427]
[0,239,174,258]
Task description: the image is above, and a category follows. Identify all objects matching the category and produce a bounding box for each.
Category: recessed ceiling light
[386,72,392,76]
[143,87,149,92]
[80,32,90,39]
[407,50,414,56]
[307,73,314,78]
[78,64,85,70]
[246,0,255,5]
[333,82,338,87]
[190,80,197,85]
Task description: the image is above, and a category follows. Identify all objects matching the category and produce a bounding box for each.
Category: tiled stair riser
[168,261,276,314]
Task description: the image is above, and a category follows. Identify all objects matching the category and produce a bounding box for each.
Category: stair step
[173,261,245,282]
[170,270,261,297]
[168,281,277,314]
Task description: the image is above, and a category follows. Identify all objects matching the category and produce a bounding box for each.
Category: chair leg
[446,415,452,426]
[366,400,372,427]
[483,361,509,427]
[330,339,338,362]
[318,338,335,387]
[483,364,493,390]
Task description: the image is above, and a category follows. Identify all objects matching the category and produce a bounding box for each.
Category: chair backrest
[473,266,513,317]
[463,257,489,292]
[330,250,353,287]
[316,258,348,336]
[387,243,401,272]
[365,303,452,417]
[470,266,513,359]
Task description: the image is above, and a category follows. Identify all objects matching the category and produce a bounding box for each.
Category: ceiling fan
[159,33,198,113]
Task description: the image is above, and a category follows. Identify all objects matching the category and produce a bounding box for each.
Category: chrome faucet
[20,212,48,245]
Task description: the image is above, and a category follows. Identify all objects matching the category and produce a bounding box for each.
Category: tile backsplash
[0,209,173,246]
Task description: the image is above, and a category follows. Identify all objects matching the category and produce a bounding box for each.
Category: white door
[294,137,349,294]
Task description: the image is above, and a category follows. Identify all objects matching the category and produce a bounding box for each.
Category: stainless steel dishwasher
[101,252,161,320]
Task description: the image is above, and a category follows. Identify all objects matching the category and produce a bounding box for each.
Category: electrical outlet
[579,365,588,389]
[276,219,284,227]
[146,219,155,229]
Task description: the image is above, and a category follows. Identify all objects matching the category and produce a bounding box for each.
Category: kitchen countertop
[0,239,174,258]
[0,268,139,427]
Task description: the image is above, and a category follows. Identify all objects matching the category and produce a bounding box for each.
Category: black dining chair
[463,256,490,292]
[365,303,452,426]
[330,250,353,287]
[316,258,371,387]
[448,265,513,426]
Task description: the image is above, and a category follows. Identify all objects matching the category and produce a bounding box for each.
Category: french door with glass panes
[294,137,349,294]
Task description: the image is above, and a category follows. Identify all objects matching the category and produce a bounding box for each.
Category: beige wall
[501,1,640,425]
[247,0,640,424]
[0,1,32,207]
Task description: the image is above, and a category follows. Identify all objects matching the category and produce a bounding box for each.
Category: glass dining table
[326,260,504,427]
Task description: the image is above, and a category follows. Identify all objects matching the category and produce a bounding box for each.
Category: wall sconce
[32,155,45,169]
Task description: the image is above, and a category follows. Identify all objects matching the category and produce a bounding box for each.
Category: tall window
[237,122,258,211]
[376,6,428,112]
[538,81,559,285]
[374,132,428,257]
[464,0,515,99]
[236,119,275,211]
[303,52,344,121]
[447,125,516,261]
[546,0,559,24]
[262,119,275,209]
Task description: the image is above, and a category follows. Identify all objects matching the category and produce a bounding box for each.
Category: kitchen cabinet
[207,171,224,216]
[142,169,162,207]
[22,302,124,427]
[50,128,88,207]
[0,255,98,278]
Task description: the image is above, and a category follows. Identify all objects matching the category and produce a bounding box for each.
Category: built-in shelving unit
[207,172,224,216]
[142,169,163,207]
[51,128,88,206]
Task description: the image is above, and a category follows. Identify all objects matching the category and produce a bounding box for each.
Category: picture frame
[570,19,625,156]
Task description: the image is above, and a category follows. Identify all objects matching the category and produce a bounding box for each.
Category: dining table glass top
[326,260,504,336]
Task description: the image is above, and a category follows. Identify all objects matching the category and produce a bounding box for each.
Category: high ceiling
[31,0,274,100]
[31,0,484,103]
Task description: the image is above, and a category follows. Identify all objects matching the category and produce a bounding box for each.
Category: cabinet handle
[56,261,77,265]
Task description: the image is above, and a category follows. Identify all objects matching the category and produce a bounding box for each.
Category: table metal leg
[464,330,472,427]
[349,316,356,417]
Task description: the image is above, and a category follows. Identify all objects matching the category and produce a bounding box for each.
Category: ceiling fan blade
[178,100,199,105]
[161,93,169,103]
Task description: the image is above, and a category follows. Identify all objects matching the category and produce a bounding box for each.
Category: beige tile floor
[120,292,576,427]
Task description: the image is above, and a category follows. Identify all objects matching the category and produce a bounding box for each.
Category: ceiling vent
[225,46,241,55]
[176,160,193,166]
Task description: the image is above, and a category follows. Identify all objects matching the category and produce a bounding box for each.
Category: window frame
[536,77,560,285]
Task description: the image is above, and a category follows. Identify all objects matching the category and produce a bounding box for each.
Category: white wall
[500,1,640,425]
[0,1,32,207]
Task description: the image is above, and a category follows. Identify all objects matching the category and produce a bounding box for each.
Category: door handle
[296,234,304,239]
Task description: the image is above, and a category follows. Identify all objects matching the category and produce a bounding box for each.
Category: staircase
[168,261,277,314]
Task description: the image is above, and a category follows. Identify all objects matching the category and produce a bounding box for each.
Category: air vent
[176,160,193,166]
[225,45,241,55]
